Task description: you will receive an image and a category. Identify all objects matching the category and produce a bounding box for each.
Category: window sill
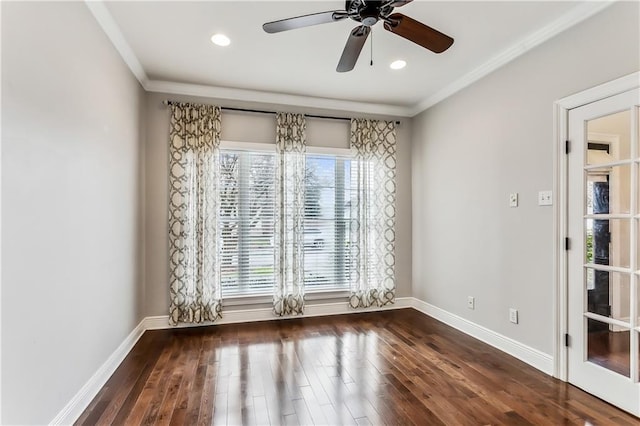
[222,288,350,307]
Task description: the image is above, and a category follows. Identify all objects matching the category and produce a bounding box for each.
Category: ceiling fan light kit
[263,0,454,73]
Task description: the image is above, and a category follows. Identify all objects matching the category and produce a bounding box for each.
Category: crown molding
[85,0,148,86]
[86,0,614,119]
[144,80,413,117]
[409,0,615,117]
[83,1,411,117]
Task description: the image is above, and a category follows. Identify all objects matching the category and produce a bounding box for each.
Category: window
[219,149,276,296]
[218,146,353,296]
[304,155,353,291]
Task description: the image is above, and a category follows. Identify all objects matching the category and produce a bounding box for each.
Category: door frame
[553,71,640,381]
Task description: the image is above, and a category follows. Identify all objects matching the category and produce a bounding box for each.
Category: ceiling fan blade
[389,0,413,7]
[337,26,371,72]
[383,13,454,53]
[263,11,348,33]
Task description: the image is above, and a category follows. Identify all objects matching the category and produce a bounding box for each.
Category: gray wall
[144,91,412,316]
[411,1,639,355]
[1,2,145,423]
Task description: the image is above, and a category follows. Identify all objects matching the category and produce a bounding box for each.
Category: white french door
[567,87,640,415]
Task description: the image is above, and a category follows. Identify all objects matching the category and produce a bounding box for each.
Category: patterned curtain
[349,119,397,308]
[274,113,306,316]
[168,102,223,325]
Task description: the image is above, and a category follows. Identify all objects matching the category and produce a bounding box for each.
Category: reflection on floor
[587,329,631,378]
[77,310,638,425]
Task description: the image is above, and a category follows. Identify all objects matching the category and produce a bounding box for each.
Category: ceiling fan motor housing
[346,0,394,27]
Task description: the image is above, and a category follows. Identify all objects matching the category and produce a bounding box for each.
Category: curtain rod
[162,100,401,125]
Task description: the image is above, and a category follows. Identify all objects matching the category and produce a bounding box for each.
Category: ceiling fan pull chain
[370,30,374,66]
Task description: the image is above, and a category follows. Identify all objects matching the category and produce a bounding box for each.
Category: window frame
[218,140,352,303]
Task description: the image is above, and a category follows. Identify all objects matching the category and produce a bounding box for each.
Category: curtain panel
[168,102,223,325]
[349,118,397,308]
[274,113,307,316]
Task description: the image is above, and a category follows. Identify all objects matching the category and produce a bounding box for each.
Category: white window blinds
[219,150,276,296]
[303,155,353,290]
[218,149,353,295]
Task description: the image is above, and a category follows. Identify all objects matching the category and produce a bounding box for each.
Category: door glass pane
[587,110,631,164]
[637,180,640,218]
[587,318,630,377]
[636,286,639,328]
[586,165,631,215]
[585,269,630,323]
[637,277,639,324]
[584,219,631,268]
[636,220,639,271]
[637,223,640,271]
[637,107,639,158]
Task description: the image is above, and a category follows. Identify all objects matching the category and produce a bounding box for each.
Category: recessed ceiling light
[211,33,231,47]
[390,60,406,70]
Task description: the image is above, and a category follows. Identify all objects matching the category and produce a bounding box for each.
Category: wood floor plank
[138,333,182,425]
[77,309,639,426]
[154,335,190,424]
[196,335,219,425]
[299,385,328,425]
[123,332,176,425]
[169,333,203,426]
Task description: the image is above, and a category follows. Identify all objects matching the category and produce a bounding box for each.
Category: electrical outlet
[509,193,519,208]
[509,308,518,324]
[538,190,552,206]
[467,296,475,310]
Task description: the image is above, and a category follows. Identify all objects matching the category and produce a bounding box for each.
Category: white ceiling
[94,1,610,116]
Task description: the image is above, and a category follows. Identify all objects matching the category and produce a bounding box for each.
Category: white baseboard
[410,297,554,375]
[51,295,553,424]
[145,297,413,330]
[50,319,147,425]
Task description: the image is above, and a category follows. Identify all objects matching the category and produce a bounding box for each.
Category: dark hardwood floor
[76,309,639,425]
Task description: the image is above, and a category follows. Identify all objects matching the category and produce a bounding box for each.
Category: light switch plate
[538,190,552,206]
[509,193,519,207]
[509,308,519,324]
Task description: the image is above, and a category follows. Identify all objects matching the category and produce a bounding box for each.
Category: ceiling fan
[262,0,454,72]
